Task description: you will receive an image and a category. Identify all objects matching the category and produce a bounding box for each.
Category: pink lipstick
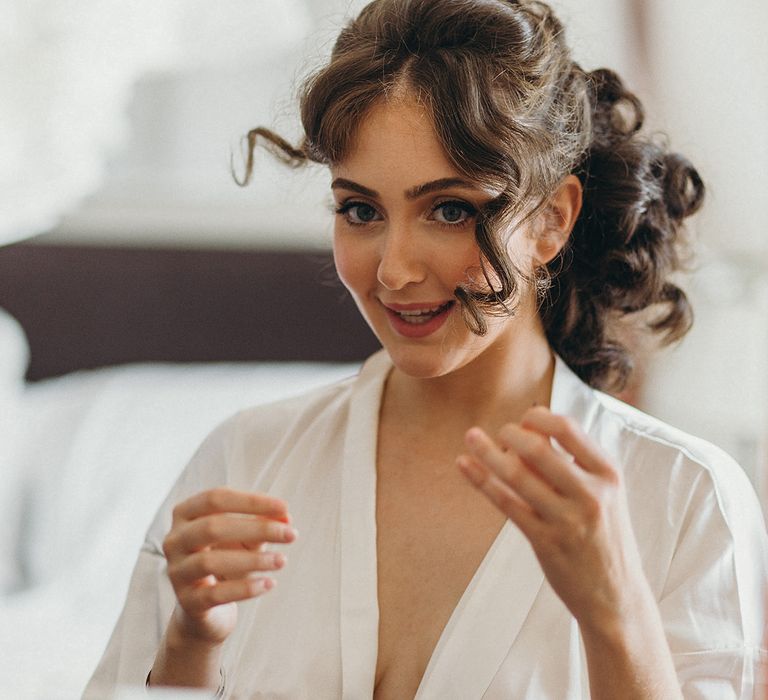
[381,300,455,338]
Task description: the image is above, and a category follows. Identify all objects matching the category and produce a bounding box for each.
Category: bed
[0,241,379,700]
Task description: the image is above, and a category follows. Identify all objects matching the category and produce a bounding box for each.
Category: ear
[532,174,582,265]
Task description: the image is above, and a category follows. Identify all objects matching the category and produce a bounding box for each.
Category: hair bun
[662,152,705,221]
[587,68,644,146]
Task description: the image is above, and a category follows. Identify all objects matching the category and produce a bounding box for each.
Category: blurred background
[1,0,766,697]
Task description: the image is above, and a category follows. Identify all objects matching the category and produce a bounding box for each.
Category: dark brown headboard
[0,242,380,381]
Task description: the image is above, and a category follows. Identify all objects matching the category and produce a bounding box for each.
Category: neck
[383,313,556,433]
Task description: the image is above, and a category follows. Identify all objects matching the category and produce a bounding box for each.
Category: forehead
[331,98,462,183]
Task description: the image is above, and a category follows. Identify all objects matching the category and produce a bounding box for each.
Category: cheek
[332,231,373,298]
[451,243,485,286]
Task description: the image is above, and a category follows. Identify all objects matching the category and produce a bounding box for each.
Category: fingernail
[247,574,274,592]
[466,427,483,445]
[273,552,286,567]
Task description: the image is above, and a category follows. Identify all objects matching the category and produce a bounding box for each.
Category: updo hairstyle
[235,0,704,391]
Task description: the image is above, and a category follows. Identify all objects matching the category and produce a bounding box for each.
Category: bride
[86,1,767,697]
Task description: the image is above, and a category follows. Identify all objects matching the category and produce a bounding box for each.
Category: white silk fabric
[85,351,768,699]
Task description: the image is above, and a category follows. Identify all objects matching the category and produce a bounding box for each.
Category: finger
[496,423,590,499]
[170,549,286,586]
[180,575,275,613]
[520,407,617,478]
[173,488,290,523]
[464,427,565,520]
[456,455,543,540]
[227,540,265,553]
[170,514,297,554]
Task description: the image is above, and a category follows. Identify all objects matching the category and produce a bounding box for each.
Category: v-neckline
[337,351,592,698]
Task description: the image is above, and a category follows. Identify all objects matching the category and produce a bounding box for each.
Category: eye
[335,201,381,225]
[431,200,476,226]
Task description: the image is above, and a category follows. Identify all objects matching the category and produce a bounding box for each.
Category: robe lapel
[413,521,545,699]
[339,351,389,699]
[549,355,600,436]
[338,352,597,699]
[414,355,599,699]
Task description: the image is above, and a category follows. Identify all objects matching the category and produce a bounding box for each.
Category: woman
[86,1,767,698]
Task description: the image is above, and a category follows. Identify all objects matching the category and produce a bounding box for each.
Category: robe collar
[338,350,599,698]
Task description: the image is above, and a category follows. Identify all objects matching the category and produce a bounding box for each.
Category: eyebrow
[330,177,479,200]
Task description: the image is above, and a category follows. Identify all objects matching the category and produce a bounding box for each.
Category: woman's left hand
[457,405,650,635]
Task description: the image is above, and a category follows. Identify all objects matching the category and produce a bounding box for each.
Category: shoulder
[590,388,732,467]
[585,389,768,647]
[233,373,358,444]
[226,350,391,458]
[142,370,364,550]
[555,355,757,515]
[198,371,361,485]
[589,389,766,596]
[589,388,756,514]
[227,373,360,478]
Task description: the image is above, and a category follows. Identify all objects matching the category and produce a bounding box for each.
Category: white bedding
[0,308,359,699]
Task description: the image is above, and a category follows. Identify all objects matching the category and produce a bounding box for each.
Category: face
[331,98,538,379]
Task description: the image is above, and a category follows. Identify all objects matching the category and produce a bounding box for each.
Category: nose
[376,224,427,291]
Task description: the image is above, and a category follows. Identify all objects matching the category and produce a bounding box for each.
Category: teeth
[398,306,442,316]
[393,302,450,324]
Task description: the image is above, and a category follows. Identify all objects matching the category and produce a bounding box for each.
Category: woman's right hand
[162,487,297,648]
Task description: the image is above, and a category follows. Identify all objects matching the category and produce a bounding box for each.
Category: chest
[372,429,506,699]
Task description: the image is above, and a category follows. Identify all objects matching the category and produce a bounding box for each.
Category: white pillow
[0,306,30,593]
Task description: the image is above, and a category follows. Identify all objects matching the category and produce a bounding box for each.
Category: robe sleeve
[81,544,176,698]
[657,455,768,699]
[82,412,241,698]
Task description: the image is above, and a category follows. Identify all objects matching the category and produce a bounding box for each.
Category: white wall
[44,63,336,250]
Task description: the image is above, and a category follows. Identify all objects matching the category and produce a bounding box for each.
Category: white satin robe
[84,351,768,699]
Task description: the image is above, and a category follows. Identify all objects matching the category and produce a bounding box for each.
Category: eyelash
[334,200,477,230]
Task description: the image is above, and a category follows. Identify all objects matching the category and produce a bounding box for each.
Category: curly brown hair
[234,0,704,391]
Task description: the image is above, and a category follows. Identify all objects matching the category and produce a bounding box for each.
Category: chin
[382,344,464,379]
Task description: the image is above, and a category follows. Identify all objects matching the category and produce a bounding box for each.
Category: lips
[380,299,455,337]
[386,301,453,324]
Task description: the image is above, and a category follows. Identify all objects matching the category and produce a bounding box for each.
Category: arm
[457,407,682,699]
[578,591,681,700]
[149,606,228,690]
[148,487,297,690]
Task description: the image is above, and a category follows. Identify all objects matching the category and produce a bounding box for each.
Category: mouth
[383,300,455,323]
[380,300,456,338]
